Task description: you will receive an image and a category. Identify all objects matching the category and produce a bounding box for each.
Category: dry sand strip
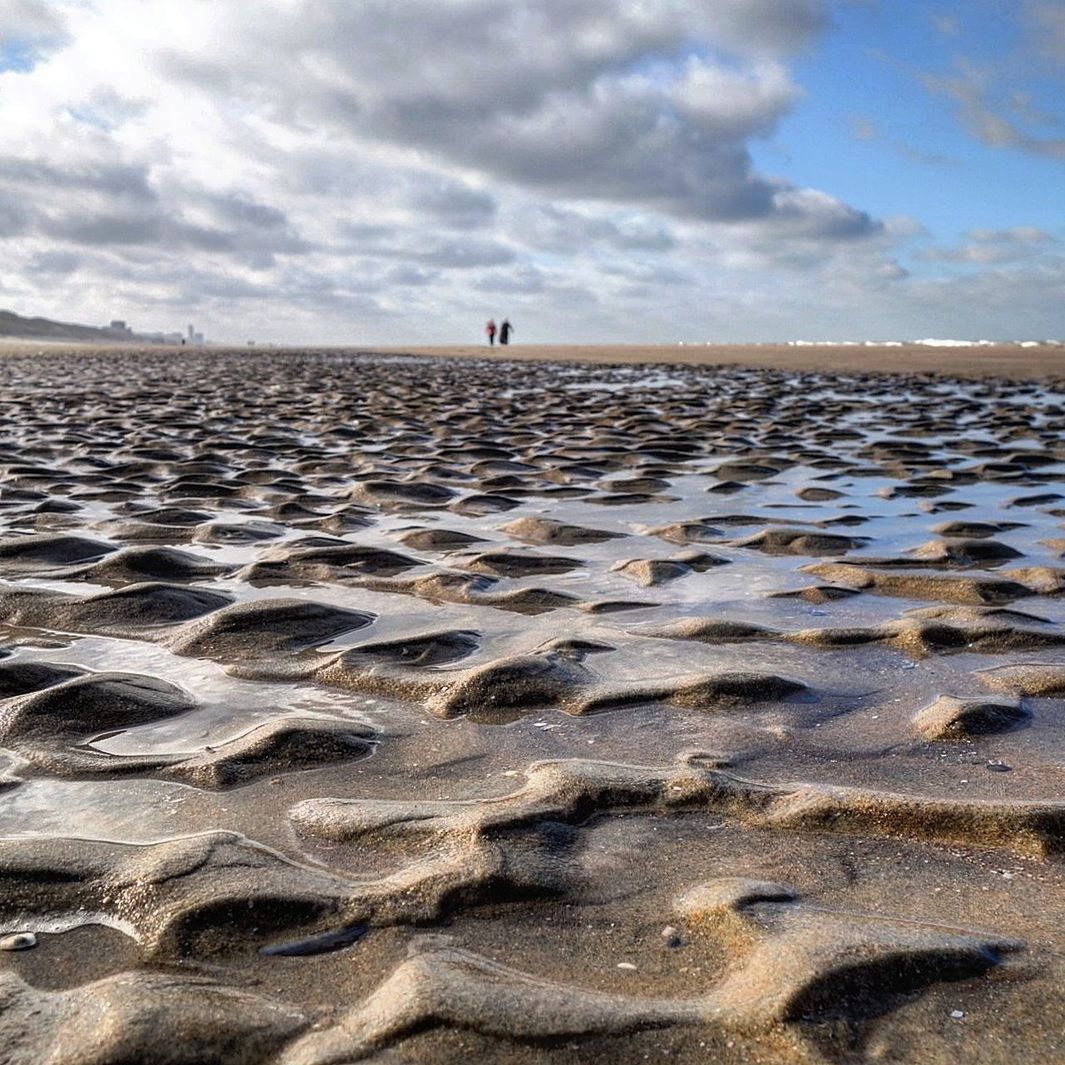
[368,342,1065,379]
[1,348,1065,1063]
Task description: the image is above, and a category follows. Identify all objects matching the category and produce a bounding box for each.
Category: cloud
[1025,2,1065,62]
[2,0,1049,345]
[408,239,516,270]
[140,0,861,231]
[526,205,677,255]
[849,114,877,141]
[919,226,1058,264]
[0,0,68,48]
[921,58,1065,160]
[892,140,959,168]
[930,12,961,37]
[385,264,437,288]
[406,179,498,231]
[28,249,81,275]
[0,0,70,72]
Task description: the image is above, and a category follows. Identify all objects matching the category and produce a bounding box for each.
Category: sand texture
[0,348,1064,1063]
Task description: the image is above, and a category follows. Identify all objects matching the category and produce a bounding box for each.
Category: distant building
[108,320,132,333]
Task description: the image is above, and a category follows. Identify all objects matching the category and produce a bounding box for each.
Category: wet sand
[1,347,1064,1062]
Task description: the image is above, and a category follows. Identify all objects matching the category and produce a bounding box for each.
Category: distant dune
[0,309,133,343]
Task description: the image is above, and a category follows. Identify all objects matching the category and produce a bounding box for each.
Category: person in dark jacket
[499,318,514,345]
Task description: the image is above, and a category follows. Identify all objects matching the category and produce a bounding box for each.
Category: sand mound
[913,695,1031,739]
[499,516,622,545]
[978,663,1065,696]
[0,583,233,635]
[339,629,481,668]
[349,479,456,508]
[803,562,1032,603]
[81,546,232,584]
[169,598,375,661]
[0,970,307,1065]
[193,521,285,544]
[397,527,486,550]
[907,538,1024,565]
[0,533,115,571]
[728,528,868,555]
[241,542,423,583]
[0,672,194,743]
[645,520,724,544]
[459,548,582,577]
[0,661,87,698]
[427,653,593,720]
[165,718,376,789]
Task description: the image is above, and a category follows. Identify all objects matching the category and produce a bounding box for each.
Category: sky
[0,0,1062,345]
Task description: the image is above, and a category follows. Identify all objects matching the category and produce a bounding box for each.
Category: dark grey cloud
[28,249,80,274]
[768,188,879,239]
[202,192,289,231]
[352,56,827,226]
[385,264,437,287]
[46,213,163,247]
[600,261,694,285]
[39,205,309,266]
[407,179,497,230]
[0,149,312,269]
[413,239,515,270]
[0,157,157,202]
[474,264,547,294]
[0,190,28,237]
[528,206,676,254]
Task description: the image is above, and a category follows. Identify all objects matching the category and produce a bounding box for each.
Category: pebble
[950,1010,965,1020]
[986,761,1011,773]
[661,925,683,948]
[1,932,37,952]
[617,962,637,971]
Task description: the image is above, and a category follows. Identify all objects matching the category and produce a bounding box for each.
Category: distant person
[485,319,497,346]
[499,318,514,345]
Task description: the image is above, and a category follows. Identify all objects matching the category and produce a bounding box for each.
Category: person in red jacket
[485,319,497,346]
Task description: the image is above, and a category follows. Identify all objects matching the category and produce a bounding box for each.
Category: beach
[3,339,1065,378]
[0,344,1064,1063]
